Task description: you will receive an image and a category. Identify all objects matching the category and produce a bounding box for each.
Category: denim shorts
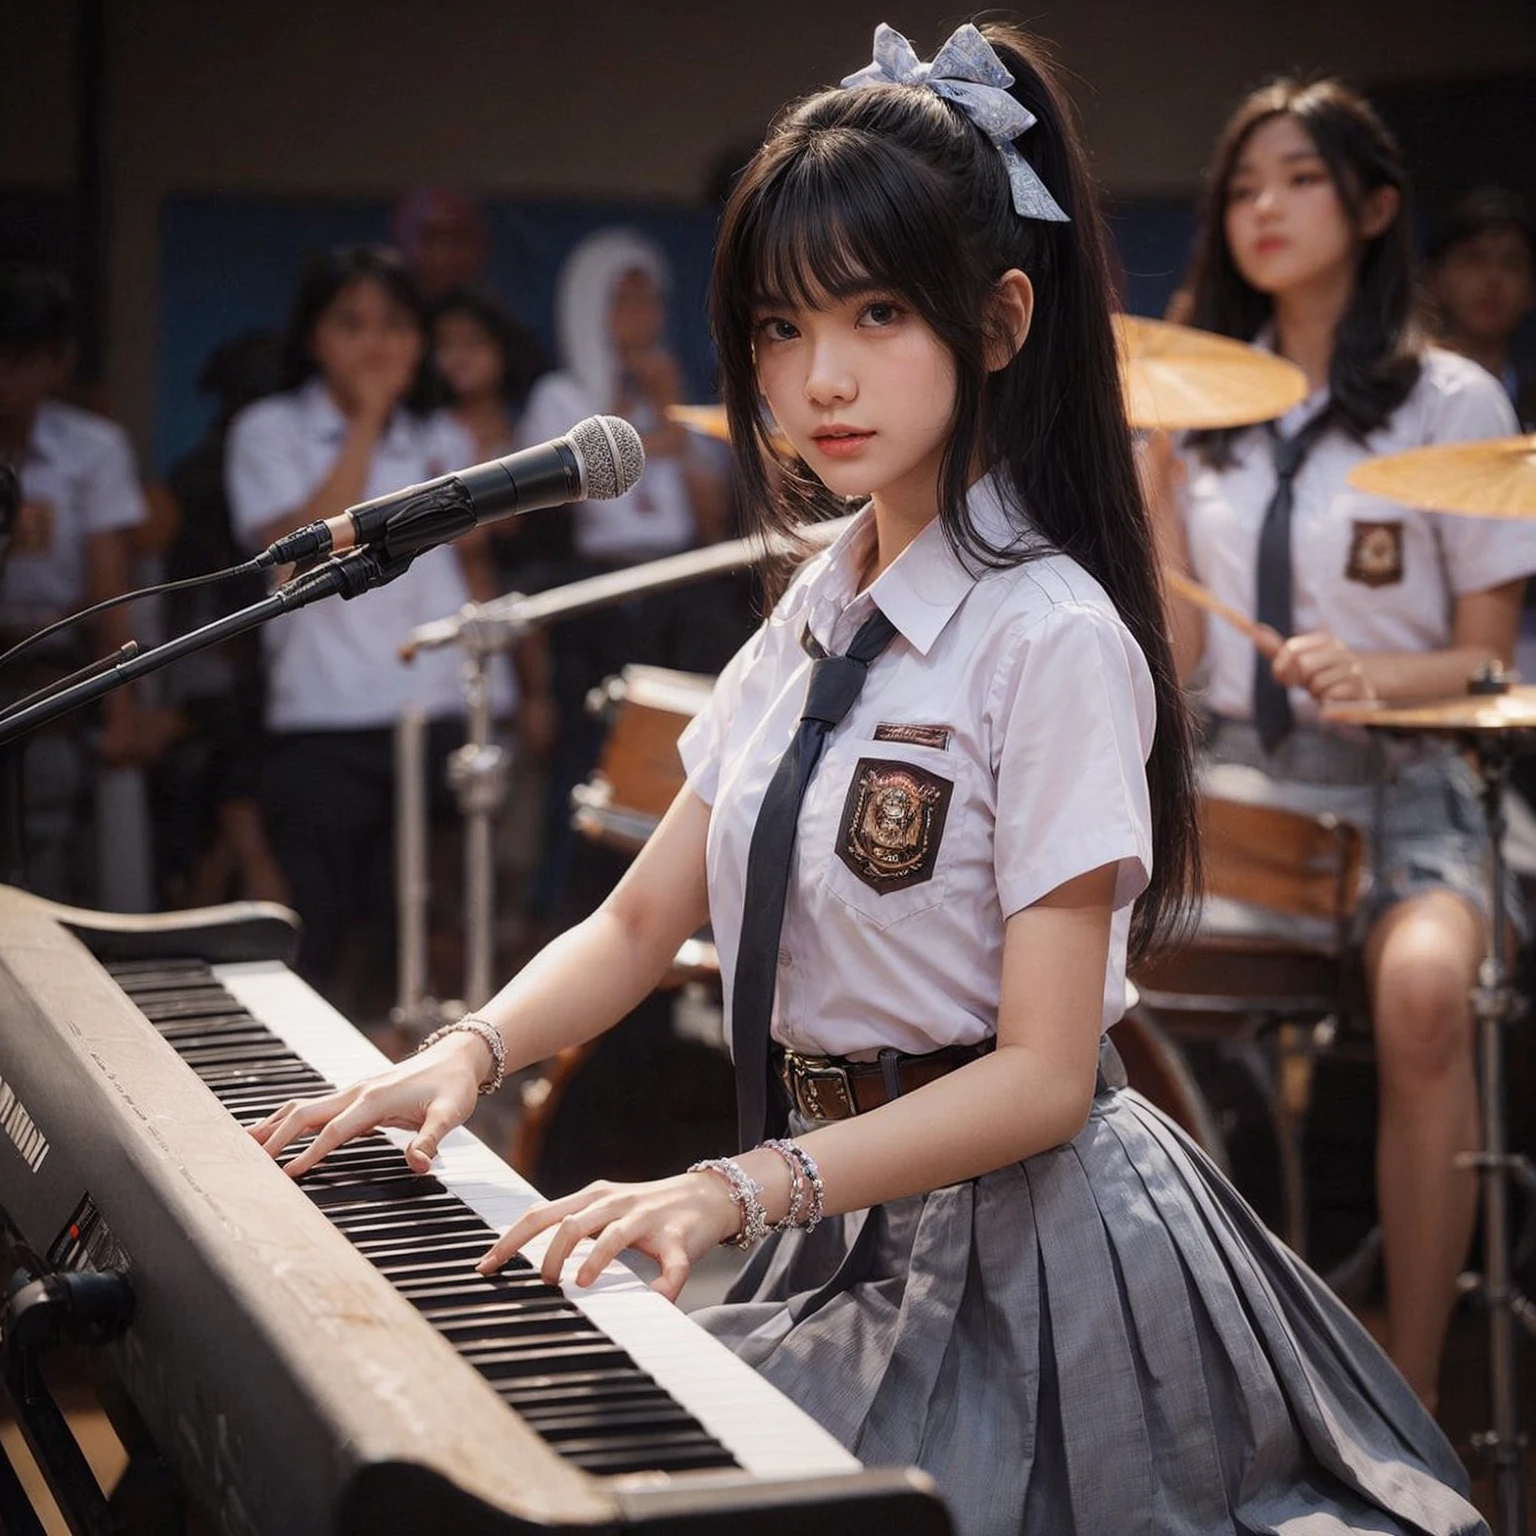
[1199,717,1511,940]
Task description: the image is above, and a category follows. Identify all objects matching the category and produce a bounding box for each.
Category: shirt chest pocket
[806,737,963,929]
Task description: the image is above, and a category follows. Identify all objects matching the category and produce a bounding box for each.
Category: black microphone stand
[0,547,417,750]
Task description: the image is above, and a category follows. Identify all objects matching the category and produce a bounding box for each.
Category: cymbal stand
[1464,736,1536,1536]
[446,617,511,1010]
[391,706,447,1037]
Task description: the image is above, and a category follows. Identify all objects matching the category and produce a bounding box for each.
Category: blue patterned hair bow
[840,23,1070,223]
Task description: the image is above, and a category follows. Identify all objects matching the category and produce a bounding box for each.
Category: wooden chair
[1130,796,1368,1261]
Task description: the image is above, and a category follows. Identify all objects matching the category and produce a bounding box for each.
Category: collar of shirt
[789,473,1031,657]
[23,401,69,466]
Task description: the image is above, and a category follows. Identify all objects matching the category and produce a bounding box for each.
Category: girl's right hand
[249,1030,489,1178]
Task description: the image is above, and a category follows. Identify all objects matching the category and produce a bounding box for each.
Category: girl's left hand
[478,1171,742,1302]
[1271,629,1376,702]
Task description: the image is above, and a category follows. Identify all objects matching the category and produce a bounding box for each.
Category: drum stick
[1163,568,1280,656]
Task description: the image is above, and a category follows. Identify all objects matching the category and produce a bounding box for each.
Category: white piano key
[213,962,858,1479]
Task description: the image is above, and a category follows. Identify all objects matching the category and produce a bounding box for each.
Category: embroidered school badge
[1345,520,1405,587]
[838,758,953,892]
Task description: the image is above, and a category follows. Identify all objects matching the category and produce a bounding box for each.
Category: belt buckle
[789,1054,855,1120]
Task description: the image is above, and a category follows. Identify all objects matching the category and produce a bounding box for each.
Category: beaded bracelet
[417,1015,507,1095]
[758,1140,806,1232]
[687,1157,769,1250]
[759,1139,825,1232]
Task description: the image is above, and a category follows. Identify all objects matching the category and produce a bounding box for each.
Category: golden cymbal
[1346,434,1536,518]
[1116,315,1310,432]
[666,403,732,442]
[667,403,797,456]
[1323,686,1536,734]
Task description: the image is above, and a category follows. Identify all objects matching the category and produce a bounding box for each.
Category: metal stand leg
[392,707,442,1038]
[1464,746,1534,1536]
[446,650,508,1011]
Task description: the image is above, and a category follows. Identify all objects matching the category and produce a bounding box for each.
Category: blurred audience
[152,330,289,909]
[0,264,175,904]
[226,244,512,1010]
[393,187,492,304]
[517,227,739,926]
[1425,188,1536,428]
[433,285,557,755]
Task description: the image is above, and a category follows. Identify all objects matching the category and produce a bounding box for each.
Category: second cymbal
[1116,315,1310,432]
[1346,434,1536,518]
[1324,686,1536,734]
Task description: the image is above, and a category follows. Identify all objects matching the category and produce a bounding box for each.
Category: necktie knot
[1272,432,1308,482]
[803,653,868,726]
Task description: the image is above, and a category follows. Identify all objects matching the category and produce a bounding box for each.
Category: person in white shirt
[227,245,510,1003]
[516,228,735,927]
[1153,77,1536,1409]
[0,264,173,901]
[253,25,1484,1535]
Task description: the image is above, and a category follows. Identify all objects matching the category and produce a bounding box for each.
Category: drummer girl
[1153,76,1536,1407]
[256,25,1487,1534]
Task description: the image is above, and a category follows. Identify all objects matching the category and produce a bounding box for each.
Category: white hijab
[554,227,672,414]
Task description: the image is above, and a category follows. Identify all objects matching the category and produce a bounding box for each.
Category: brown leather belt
[772,1039,994,1122]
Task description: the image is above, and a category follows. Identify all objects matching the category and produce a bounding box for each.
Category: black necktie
[732,608,898,1146]
[1252,409,1332,752]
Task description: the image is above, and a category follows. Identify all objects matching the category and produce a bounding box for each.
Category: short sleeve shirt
[226,380,513,731]
[518,373,696,563]
[1178,347,1536,724]
[1,401,147,629]
[678,475,1155,1060]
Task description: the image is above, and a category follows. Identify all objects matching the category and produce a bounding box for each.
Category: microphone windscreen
[568,415,646,501]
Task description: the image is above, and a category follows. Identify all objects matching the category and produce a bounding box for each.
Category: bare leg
[1365,890,1483,1406]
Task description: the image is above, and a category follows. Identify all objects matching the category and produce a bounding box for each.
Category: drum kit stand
[397,319,1536,1533]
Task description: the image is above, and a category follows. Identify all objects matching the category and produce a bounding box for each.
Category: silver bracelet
[687,1157,769,1249]
[759,1139,824,1232]
[758,1139,805,1231]
[417,1015,506,1095]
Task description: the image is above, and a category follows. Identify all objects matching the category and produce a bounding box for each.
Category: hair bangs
[741,126,963,321]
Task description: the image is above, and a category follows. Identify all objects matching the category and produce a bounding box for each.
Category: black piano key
[107,956,739,1476]
[523,1403,702,1438]
[560,1439,739,1475]
[493,1371,665,1408]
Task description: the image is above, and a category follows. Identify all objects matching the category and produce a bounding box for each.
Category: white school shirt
[677,476,1155,1060]
[0,400,147,630]
[517,372,696,563]
[1179,347,1536,724]
[227,380,513,732]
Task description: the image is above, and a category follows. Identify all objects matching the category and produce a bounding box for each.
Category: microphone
[256,414,645,568]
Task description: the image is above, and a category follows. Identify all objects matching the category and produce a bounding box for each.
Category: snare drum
[571,665,716,854]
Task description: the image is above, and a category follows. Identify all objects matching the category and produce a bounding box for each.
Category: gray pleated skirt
[693,1070,1487,1536]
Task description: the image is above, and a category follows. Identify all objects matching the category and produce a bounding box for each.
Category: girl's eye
[1227,184,1257,205]
[756,317,798,343]
[861,301,901,327]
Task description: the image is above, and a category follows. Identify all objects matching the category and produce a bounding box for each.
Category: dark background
[2,1,1532,469]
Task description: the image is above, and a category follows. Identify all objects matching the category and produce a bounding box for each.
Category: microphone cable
[0,556,267,673]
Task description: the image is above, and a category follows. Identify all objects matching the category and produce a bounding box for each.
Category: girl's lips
[812,431,875,458]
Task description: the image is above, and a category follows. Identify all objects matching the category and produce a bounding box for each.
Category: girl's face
[310,277,424,410]
[753,285,957,520]
[1223,115,1362,300]
[434,310,504,402]
[609,269,665,355]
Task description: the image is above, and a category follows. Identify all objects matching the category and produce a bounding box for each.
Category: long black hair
[711,22,1197,962]
[281,244,436,415]
[1185,78,1421,463]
